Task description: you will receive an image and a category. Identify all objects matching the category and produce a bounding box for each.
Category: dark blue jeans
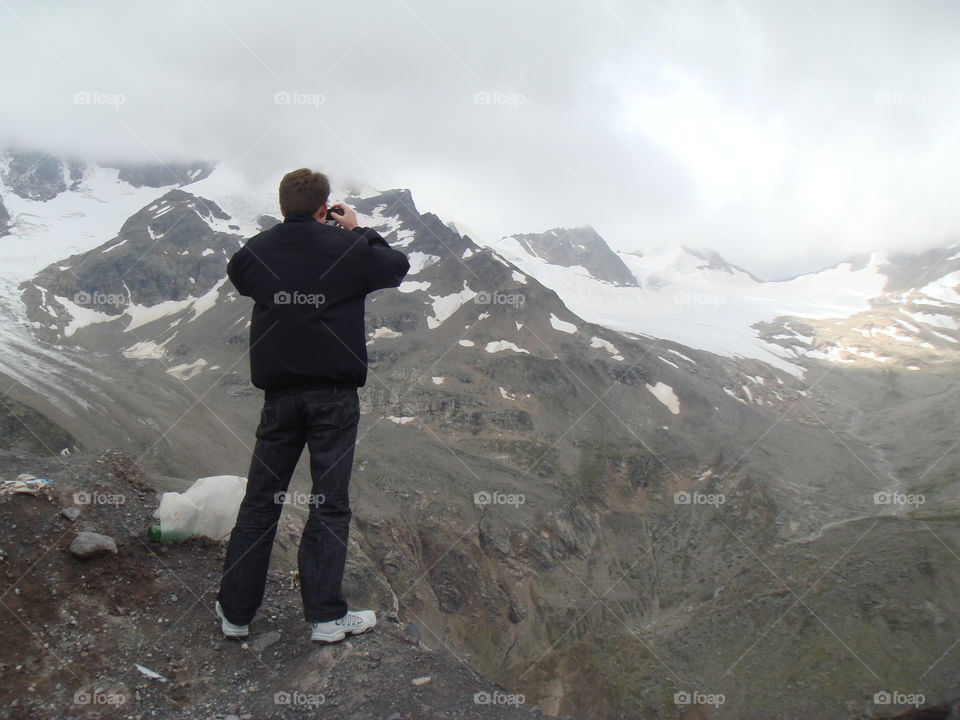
[217,386,360,624]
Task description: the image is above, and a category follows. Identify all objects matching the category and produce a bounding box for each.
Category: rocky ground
[0,449,559,720]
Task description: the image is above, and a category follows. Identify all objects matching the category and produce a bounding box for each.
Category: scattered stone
[406,622,420,645]
[61,507,81,521]
[251,631,281,654]
[134,663,168,682]
[68,531,118,558]
[411,676,432,687]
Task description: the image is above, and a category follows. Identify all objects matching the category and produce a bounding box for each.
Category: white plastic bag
[153,475,247,541]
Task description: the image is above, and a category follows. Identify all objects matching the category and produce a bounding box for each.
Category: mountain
[508,227,639,286]
[0,150,212,282]
[0,149,958,720]
[491,231,960,377]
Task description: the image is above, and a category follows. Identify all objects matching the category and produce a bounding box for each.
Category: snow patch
[590,335,624,361]
[398,280,431,294]
[407,251,441,275]
[355,204,402,237]
[369,326,401,340]
[122,339,170,360]
[125,277,226,331]
[427,282,477,329]
[52,295,121,337]
[667,349,696,363]
[646,382,680,414]
[900,309,959,330]
[167,358,208,380]
[549,313,577,334]
[101,238,128,254]
[920,271,960,304]
[484,340,529,354]
[394,230,416,247]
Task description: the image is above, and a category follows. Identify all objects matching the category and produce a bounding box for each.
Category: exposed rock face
[1,150,85,201]
[0,395,77,454]
[101,160,214,188]
[0,151,211,203]
[255,213,280,231]
[0,195,10,236]
[510,227,639,286]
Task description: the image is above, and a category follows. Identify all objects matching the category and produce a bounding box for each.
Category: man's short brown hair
[278,168,330,217]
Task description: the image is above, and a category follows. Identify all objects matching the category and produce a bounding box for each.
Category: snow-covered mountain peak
[493,227,639,287]
[0,151,211,282]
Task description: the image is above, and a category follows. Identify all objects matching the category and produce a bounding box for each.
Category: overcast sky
[1,0,957,279]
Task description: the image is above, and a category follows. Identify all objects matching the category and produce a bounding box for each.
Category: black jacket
[227,211,410,397]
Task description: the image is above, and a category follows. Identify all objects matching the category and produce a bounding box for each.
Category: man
[216,168,409,642]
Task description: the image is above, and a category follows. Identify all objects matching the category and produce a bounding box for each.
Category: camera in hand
[325,205,345,222]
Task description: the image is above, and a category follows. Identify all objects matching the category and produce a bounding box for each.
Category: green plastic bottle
[147,524,193,542]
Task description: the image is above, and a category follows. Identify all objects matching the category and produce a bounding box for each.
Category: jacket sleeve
[354,227,410,293]
[227,245,254,297]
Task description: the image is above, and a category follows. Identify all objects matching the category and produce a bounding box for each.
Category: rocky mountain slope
[0,449,558,720]
[0,150,958,719]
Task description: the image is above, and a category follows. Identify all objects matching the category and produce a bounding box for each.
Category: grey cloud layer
[1,0,956,278]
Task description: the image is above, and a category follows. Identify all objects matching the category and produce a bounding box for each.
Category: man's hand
[328,202,359,231]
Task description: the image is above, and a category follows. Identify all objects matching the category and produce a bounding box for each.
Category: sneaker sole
[310,624,375,643]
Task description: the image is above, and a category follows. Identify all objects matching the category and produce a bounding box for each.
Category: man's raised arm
[328,202,410,293]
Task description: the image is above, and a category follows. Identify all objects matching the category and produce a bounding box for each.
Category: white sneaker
[311,610,376,643]
[215,601,249,638]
